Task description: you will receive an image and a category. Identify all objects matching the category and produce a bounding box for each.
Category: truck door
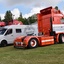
[4,29,14,44]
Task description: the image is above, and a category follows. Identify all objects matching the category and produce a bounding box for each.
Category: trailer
[14,7,64,48]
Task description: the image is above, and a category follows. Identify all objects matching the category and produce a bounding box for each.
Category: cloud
[3,0,34,6]
[0,14,5,20]
[23,6,45,18]
[11,8,20,19]
[41,0,62,6]
[61,10,64,14]
[1,0,62,7]
[0,8,20,20]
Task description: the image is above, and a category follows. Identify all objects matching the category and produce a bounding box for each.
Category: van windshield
[0,28,7,35]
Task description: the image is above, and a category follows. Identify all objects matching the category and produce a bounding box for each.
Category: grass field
[0,44,64,64]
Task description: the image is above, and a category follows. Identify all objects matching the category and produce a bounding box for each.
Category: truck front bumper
[14,42,27,48]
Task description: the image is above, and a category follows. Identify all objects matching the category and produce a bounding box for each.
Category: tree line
[0,11,37,25]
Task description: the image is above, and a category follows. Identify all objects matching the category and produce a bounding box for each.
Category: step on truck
[14,6,64,49]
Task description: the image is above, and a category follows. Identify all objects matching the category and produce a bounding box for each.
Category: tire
[27,38,38,49]
[59,34,64,43]
[14,46,16,48]
[1,40,7,47]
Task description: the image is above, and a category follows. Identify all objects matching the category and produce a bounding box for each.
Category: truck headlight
[21,42,23,45]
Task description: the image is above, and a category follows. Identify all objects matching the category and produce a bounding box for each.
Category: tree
[55,6,58,10]
[28,14,37,24]
[20,12,22,18]
[4,10,13,25]
[18,12,23,21]
[18,12,29,25]
[18,13,37,25]
[0,17,1,21]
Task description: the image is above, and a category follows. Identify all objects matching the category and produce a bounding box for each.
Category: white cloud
[41,0,62,6]
[61,10,64,14]
[11,8,20,19]
[0,14,5,20]
[23,6,45,18]
[2,0,62,7]
[0,8,20,20]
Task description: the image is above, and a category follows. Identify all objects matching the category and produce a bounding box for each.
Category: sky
[0,0,64,19]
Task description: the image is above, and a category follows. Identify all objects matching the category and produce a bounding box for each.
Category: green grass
[0,44,64,64]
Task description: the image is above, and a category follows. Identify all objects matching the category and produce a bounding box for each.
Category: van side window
[16,29,21,33]
[5,29,12,35]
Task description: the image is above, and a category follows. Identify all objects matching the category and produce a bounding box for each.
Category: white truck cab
[0,25,38,46]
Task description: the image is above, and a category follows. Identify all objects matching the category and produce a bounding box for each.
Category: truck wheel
[28,38,38,49]
[59,34,64,43]
[1,40,7,47]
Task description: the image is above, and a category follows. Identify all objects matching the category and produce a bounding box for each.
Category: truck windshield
[0,28,7,35]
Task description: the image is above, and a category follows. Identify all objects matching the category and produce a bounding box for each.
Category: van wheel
[59,34,64,43]
[1,40,7,47]
[28,38,38,49]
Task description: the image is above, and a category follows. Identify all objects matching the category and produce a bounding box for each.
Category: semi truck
[14,6,64,48]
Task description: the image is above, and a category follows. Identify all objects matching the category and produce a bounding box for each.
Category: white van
[0,25,38,46]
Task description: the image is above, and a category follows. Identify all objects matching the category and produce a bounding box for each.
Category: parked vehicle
[0,25,38,46]
[14,6,64,49]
